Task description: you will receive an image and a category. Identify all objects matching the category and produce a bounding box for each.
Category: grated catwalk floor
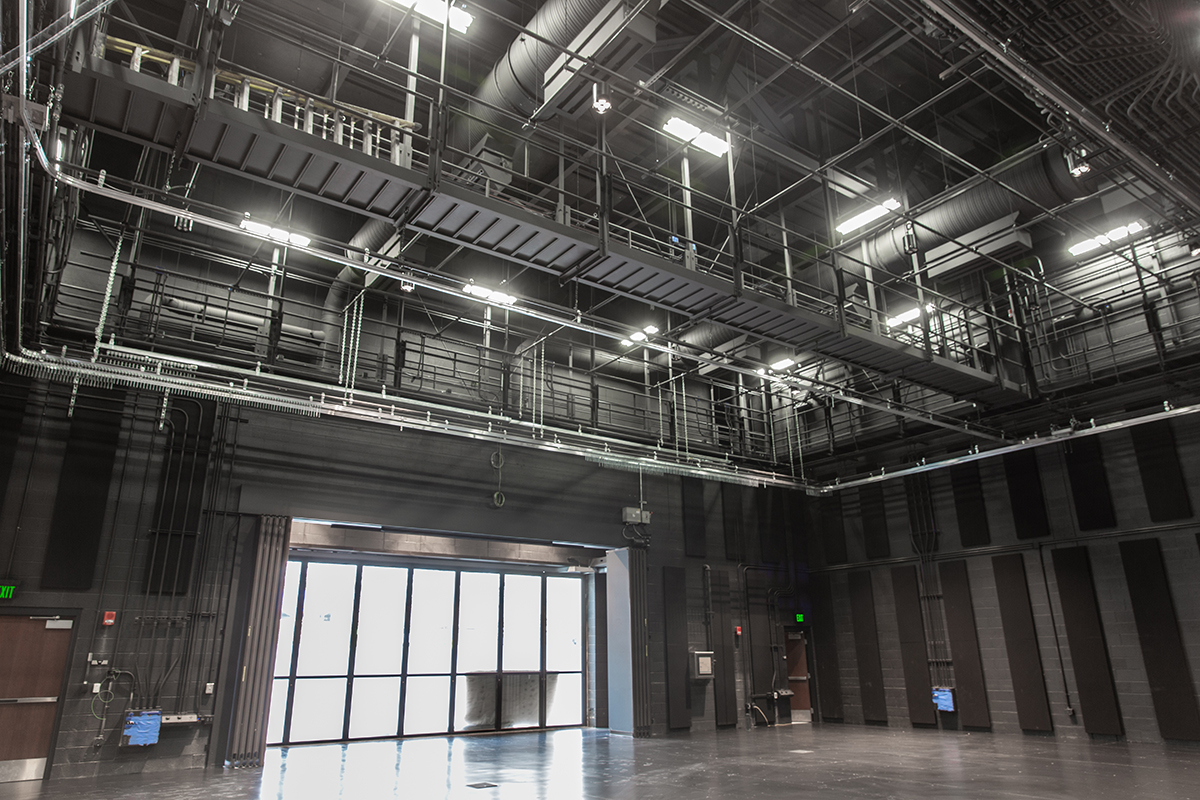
[1,724,1199,799]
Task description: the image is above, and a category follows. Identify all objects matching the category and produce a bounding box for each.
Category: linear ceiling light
[240,218,310,247]
[886,304,935,328]
[769,357,796,371]
[835,198,901,235]
[463,282,516,304]
[1068,221,1144,256]
[388,0,473,33]
[662,117,730,157]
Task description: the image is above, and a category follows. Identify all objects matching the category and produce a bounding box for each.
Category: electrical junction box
[692,650,715,679]
[121,709,161,746]
[622,507,652,524]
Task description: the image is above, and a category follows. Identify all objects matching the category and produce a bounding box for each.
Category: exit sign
[795,613,805,623]
[0,585,16,600]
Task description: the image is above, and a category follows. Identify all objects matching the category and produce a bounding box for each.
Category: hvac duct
[863,146,1092,274]
[321,217,395,366]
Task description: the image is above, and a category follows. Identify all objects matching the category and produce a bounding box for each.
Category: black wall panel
[1003,450,1051,539]
[1119,538,1200,741]
[1062,438,1117,531]
[594,572,609,729]
[1052,546,1123,736]
[681,477,707,558]
[950,462,990,547]
[819,495,848,565]
[1131,421,1192,522]
[890,565,936,725]
[746,570,777,712]
[721,483,745,562]
[810,574,844,720]
[860,484,890,560]
[0,377,30,520]
[848,571,888,723]
[709,570,739,727]
[662,566,691,730]
[757,488,784,564]
[41,388,126,591]
[992,554,1053,732]
[940,560,991,729]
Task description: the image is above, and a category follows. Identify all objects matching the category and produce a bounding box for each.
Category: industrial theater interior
[5,0,1200,796]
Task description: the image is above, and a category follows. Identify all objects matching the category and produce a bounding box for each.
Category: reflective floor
[2,725,1200,799]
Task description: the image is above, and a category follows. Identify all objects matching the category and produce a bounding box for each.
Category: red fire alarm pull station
[735,625,742,636]
[102,612,116,626]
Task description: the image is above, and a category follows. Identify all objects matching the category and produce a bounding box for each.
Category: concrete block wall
[810,415,1200,744]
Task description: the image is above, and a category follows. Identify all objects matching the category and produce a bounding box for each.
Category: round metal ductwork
[862,146,1092,274]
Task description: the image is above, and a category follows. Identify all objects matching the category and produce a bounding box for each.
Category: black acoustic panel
[709,570,738,727]
[1052,546,1123,736]
[721,483,745,562]
[819,494,848,565]
[786,491,807,567]
[680,477,707,558]
[756,488,784,564]
[810,574,843,721]
[950,462,990,548]
[939,560,991,729]
[992,554,1053,732]
[41,388,126,591]
[890,566,936,726]
[746,570,776,706]
[1131,421,1192,522]
[0,377,30,521]
[860,484,890,560]
[1062,438,1117,531]
[662,566,691,730]
[1004,450,1051,539]
[1119,538,1200,741]
[848,571,887,723]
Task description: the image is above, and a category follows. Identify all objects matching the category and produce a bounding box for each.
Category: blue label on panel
[932,688,955,712]
[122,710,162,746]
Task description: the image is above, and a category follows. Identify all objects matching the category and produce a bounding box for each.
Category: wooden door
[0,617,73,781]
[785,630,812,715]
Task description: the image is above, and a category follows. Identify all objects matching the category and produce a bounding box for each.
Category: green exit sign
[0,585,16,600]
[795,613,805,623]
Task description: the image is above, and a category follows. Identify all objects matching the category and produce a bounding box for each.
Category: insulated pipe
[321,217,394,366]
[862,146,1091,275]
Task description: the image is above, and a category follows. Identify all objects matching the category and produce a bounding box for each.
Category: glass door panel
[453,675,497,732]
[456,572,499,673]
[546,673,583,726]
[295,562,357,676]
[274,561,301,678]
[500,673,541,729]
[545,577,582,672]
[348,676,401,739]
[266,678,289,744]
[289,678,348,742]
[403,676,451,735]
[354,566,408,675]
[407,570,456,675]
[502,575,542,672]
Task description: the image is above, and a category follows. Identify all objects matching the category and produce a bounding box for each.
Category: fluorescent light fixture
[886,304,935,328]
[463,283,516,305]
[643,325,659,335]
[756,368,766,375]
[836,198,901,235]
[630,331,647,342]
[1068,221,1144,257]
[240,218,310,247]
[388,0,473,33]
[661,117,730,157]
[620,339,634,347]
[770,357,796,371]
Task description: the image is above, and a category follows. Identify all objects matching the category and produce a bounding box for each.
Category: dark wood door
[786,630,812,713]
[0,617,72,781]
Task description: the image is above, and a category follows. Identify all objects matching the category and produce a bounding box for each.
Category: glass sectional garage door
[267,559,583,745]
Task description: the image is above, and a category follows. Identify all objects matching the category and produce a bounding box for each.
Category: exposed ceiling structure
[6,0,1200,490]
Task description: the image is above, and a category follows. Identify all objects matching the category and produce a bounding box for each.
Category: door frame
[0,607,81,781]
[783,624,815,721]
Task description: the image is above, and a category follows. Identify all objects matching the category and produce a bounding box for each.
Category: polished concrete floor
[2,724,1200,799]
